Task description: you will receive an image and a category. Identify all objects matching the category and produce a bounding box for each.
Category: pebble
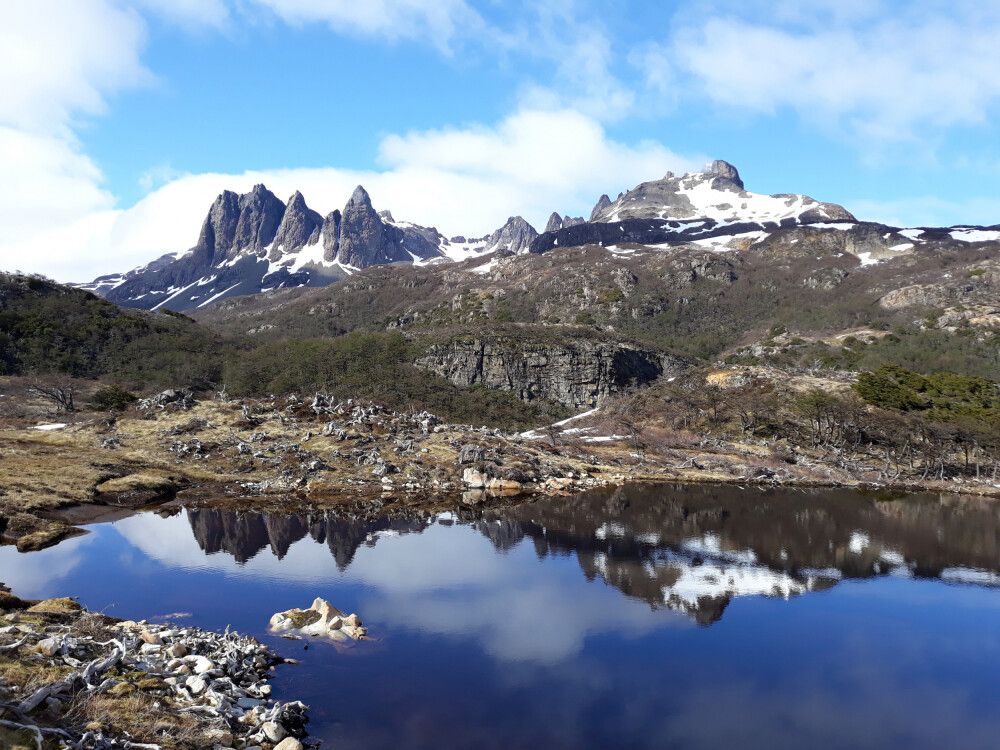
[274,739,304,750]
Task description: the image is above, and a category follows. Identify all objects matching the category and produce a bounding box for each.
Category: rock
[262,721,287,742]
[35,637,60,657]
[0,724,41,750]
[418,336,682,410]
[462,468,487,488]
[167,642,188,658]
[708,159,745,189]
[185,675,207,695]
[269,597,366,641]
[458,444,485,465]
[190,655,215,674]
[140,629,162,645]
[274,739,304,750]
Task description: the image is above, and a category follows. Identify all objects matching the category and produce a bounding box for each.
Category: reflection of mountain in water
[188,509,432,569]
[186,485,1000,624]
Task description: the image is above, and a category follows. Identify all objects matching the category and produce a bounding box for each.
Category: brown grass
[67,690,222,750]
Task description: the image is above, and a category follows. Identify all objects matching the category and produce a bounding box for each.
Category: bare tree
[28,382,77,412]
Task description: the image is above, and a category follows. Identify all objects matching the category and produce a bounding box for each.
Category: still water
[3,483,1000,749]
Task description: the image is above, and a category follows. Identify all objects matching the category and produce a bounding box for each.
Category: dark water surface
[4,483,1000,749]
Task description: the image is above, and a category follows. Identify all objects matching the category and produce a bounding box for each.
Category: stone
[462,468,487,489]
[274,739,304,750]
[190,655,215,674]
[167,642,188,658]
[262,721,287,742]
[269,597,366,641]
[185,675,207,695]
[35,637,60,657]
[0,724,41,750]
[140,629,162,645]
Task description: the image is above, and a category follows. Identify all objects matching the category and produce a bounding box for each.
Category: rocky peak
[544,213,585,233]
[589,194,612,221]
[485,216,539,255]
[589,163,854,225]
[378,210,396,223]
[196,190,241,264]
[707,159,744,190]
[338,186,409,268]
[232,184,285,258]
[270,191,323,259]
[347,185,372,208]
[322,210,341,262]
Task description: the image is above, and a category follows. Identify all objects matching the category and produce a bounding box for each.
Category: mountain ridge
[79,160,999,312]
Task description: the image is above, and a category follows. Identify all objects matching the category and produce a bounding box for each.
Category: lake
[3,483,1000,749]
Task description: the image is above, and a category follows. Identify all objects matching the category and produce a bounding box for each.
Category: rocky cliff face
[480,216,539,255]
[338,186,412,268]
[270,191,322,259]
[416,336,685,409]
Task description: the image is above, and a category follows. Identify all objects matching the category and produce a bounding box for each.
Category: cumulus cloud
[0,1,154,279]
[4,108,699,282]
[642,2,1000,141]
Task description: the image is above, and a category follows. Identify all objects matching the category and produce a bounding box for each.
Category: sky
[2,0,1000,282]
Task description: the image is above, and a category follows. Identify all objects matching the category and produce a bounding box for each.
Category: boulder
[268,597,366,641]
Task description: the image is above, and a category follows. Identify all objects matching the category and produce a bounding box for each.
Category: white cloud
[0,0,153,280]
[0,1,149,135]
[643,2,1000,141]
[3,108,699,281]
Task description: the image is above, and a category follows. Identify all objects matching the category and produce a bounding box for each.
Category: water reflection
[5,484,1000,749]
[181,484,1000,624]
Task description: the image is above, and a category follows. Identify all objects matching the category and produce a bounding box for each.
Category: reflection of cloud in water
[0,533,94,596]
[660,669,1000,750]
[113,513,685,663]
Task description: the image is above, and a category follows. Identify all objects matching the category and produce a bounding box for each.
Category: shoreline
[0,589,308,749]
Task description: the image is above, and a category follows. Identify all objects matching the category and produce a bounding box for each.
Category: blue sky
[2,0,1000,280]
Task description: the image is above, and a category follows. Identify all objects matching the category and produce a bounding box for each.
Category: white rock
[274,739,304,750]
[36,637,60,657]
[191,655,215,674]
[262,721,287,742]
[185,675,207,695]
[268,598,366,641]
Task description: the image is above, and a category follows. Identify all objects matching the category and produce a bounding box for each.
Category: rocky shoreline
[0,589,308,750]
[2,380,999,556]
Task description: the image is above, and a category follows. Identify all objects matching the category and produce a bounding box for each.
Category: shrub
[90,385,138,411]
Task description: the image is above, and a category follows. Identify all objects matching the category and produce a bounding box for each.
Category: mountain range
[80,159,999,314]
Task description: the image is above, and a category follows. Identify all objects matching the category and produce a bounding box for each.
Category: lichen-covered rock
[269,598,366,641]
